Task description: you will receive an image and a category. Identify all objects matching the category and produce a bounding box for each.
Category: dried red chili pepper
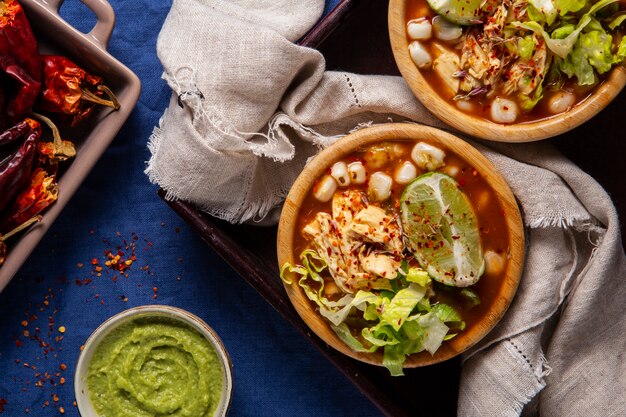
[30,112,75,164]
[0,118,40,213]
[1,167,57,231]
[0,118,33,146]
[0,0,42,121]
[0,215,40,265]
[0,82,8,131]
[38,55,119,126]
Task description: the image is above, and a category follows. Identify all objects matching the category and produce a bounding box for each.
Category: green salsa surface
[87,315,223,417]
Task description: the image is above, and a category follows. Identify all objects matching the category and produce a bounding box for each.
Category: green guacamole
[87,315,223,417]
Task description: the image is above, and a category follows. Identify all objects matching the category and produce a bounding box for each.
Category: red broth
[293,141,510,335]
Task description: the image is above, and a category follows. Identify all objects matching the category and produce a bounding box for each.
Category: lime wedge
[427,0,483,26]
[400,172,484,287]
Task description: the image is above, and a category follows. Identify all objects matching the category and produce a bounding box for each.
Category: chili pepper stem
[81,85,120,110]
[2,215,42,241]
[29,112,62,147]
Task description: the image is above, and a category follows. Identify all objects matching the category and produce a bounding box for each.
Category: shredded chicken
[452,0,547,102]
[501,38,547,96]
[432,43,461,96]
[303,190,404,294]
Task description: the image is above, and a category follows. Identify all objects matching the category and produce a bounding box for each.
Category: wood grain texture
[388,0,626,142]
[277,123,525,368]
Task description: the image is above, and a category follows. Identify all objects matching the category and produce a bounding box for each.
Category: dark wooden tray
[160,1,626,416]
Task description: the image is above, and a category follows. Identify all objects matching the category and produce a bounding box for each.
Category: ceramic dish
[74,305,233,417]
[388,0,626,142]
[0,0,141,292]
[277,123,524,369]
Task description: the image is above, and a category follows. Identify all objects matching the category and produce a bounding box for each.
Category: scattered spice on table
[5,224,189,414]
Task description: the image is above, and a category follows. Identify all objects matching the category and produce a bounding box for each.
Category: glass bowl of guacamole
[74,305,233,417]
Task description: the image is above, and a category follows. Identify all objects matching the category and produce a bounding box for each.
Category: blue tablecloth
[0,1,385,416]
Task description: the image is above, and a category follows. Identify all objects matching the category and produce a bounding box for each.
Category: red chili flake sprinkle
[0,398,7,413]
[21,320,28,327]
[59,407,65,414]
[60,377,65,385]
[59,364,67,371]
[52,394,59,403]
[91,258,98,265]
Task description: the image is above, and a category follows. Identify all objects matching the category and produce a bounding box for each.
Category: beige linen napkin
[146,1,626,415]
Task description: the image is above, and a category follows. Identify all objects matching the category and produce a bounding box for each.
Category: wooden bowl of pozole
[389,0,626,142]
[277,124,524,374]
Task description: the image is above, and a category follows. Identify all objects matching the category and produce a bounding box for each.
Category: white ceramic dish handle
[39,0,115,50]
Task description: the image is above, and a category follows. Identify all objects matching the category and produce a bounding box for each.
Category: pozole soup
[405,0,626,124]
[281,138,513,375]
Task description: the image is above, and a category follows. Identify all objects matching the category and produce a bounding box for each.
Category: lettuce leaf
[432,303,463,323]
[460,288,481,307]
[416,313,450,354]
[609,13,626,30]
[331,323,378,353]
[518,35,537,61]
[406,267,431,286]
[617,37,626,60]
[581,30,617,74]
[519,83,544,112]
[555,0,586,15]
[381,284,427,331]
[529,0,558,25]
[561,29,617,84]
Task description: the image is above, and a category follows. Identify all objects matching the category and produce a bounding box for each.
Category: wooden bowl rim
[277,123,525,368]
[388,0,626,142]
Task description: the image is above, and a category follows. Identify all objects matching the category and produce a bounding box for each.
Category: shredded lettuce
[528,0,558,25]
[609,13,626,30]
[518,36,537,61]
[460,288,481,307]
[331,323,378,353]
[561,27,620,84]
[555,0,586,16]
[519,82,544,111]
[284,250,465,376]
[406,267,431,286]
[617,37,626,60]
[432,303,463,323]
[512,0,621,59]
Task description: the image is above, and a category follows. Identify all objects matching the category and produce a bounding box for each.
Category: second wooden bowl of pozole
[277,123,524,374]
[388,0,626,142]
